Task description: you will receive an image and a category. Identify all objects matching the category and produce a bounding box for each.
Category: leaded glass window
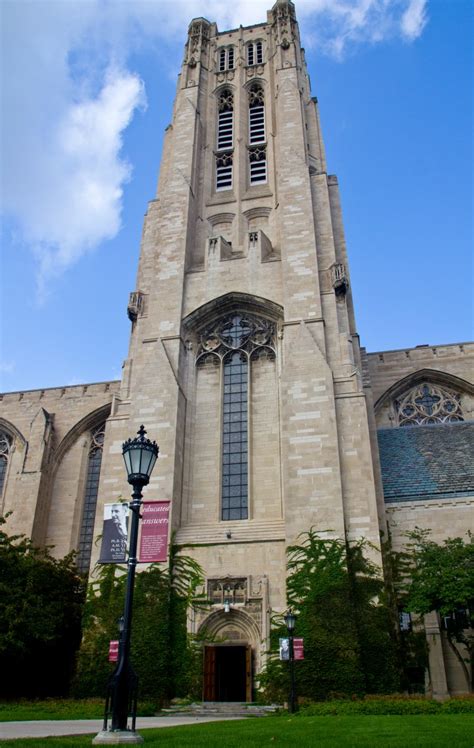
[196,313,276,521]
[77,423,105,574]
[395,383,464,427]
[222,351,248,520]
[0,431,12,498]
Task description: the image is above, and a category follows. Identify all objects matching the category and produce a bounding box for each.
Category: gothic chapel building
[1,1,473,700]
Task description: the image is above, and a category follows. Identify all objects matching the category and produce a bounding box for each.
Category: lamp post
[284,609,297,713]
[94,426,158,745]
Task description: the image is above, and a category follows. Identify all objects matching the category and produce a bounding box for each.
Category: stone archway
[198,608,261,702]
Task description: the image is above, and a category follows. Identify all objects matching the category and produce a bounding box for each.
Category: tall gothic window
[247,40,263,66]
[77,423,105,574]
[248,84,267,185]
[395,383,464,427]
[216,89,234,190]
[0,431,12,499]
[196,313,276,521]
[218,46,235,72]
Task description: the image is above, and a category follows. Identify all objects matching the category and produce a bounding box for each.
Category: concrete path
[0,715,243,740]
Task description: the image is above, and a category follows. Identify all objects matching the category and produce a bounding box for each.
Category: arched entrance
[199,608,260,702]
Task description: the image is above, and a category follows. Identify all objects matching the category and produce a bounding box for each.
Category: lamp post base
[92,730,144,745]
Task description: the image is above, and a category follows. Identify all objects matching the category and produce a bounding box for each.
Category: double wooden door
[203,645,252,702]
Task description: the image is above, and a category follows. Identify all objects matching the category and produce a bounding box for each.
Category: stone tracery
[196,312,276,365]
[395,382,464,426]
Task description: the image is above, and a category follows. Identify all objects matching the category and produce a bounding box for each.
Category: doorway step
[163,702,280,718]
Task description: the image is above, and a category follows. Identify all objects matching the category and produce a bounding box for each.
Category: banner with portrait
[98,502,129,563]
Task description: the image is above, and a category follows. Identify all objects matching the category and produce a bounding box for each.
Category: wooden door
[203,646,216,701]
[245,645,252,702]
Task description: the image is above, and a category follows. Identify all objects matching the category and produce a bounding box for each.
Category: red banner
[138,501,170,563]
[294,638,304,660]
[109,640,119,662]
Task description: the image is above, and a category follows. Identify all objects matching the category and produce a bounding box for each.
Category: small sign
[279,637,290,661]
[138,501,170,563]
[109,640,119,662]
[294,638,304,660]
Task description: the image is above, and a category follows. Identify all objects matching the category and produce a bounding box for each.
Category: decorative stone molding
[248,229,279,262]
[331,263,349,297]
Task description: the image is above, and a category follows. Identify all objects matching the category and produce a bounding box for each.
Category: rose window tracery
[196,313,276,365]
[395,383,464,427]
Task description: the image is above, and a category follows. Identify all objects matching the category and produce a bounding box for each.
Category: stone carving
[127,291,145,322]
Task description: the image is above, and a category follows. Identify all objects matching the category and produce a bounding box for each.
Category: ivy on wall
[73,544,205,703]
[258,530,401,702]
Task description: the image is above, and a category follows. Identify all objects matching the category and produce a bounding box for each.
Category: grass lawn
[0,700,106,721]
[1,715,473,747]
[0,700,157,721]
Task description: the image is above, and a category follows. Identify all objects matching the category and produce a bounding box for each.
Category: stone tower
[1,0,472,703]
[91,0,384,697]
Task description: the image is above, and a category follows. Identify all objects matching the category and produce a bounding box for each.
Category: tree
[0,515,85,697]
[258,530,400,702]
[396,529,474,691]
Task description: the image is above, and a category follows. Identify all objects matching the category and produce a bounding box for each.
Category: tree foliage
[394,529,474,691]
[73,544,205,703]
[258,530,400,702]
[0,515,85,697]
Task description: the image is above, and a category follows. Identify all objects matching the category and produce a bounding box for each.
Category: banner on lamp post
[138,501,170,563]
[279,638,290,661]
[109,640,119,662]
[98,503,129,563]
[294,638,304,660]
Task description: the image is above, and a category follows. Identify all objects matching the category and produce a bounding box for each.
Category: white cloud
[34,69,145,294]
[401,0,428,40]
[0,362,15,374]
[1,0,429,297]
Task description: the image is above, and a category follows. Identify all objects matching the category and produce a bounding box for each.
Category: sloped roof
[377,421,474,503]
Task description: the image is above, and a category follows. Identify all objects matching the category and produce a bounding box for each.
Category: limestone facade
[1,1,472,699]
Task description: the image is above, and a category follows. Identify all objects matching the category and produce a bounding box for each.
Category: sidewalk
[0,715,242,740]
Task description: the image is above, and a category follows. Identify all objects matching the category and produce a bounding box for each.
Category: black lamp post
[284,609,297,713]
[95,426,158,744]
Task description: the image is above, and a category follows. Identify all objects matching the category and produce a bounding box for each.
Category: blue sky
[1,0,472,393]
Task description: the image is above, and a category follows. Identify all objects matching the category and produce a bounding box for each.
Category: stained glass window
[0,432,12,499]
[222,351,248,520]
[77,424,105,574]
[196,312,276,521]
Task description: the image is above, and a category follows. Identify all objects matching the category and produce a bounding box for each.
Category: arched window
[77,423,105,574]
[197,313,276,520]
[218,46,235,72]
[216,89,234,190]
[0,431,12,499]
[247,40,263,66]
[395,383,464,427]
[248,84,267,185]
